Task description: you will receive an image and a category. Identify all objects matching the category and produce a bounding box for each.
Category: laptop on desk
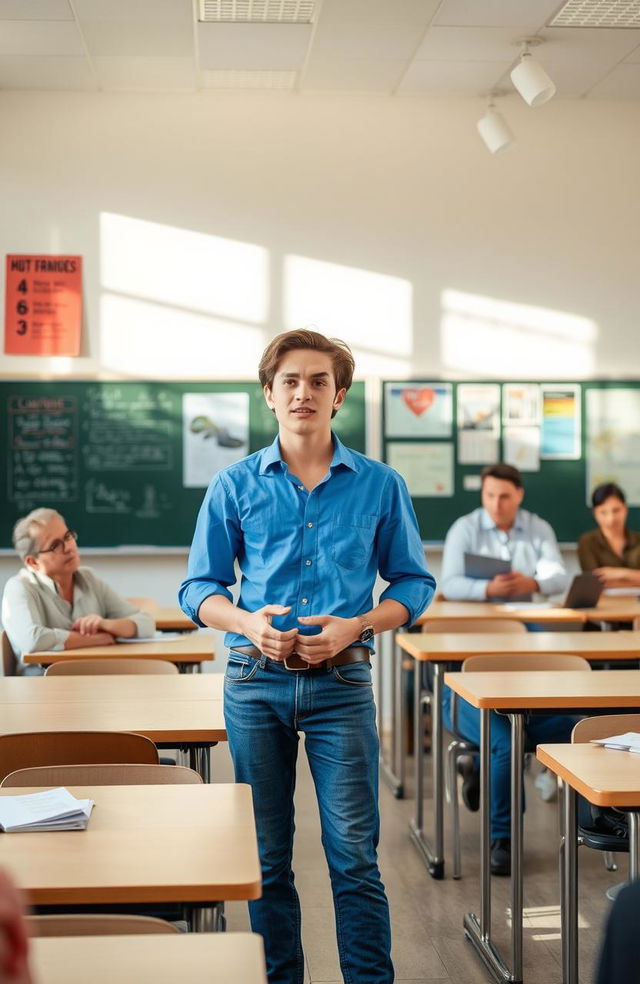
[562,572,603,609]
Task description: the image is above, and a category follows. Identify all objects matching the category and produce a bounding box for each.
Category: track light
[477,100,514,155]
[510,39,556,107]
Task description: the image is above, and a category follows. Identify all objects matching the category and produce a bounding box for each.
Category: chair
[27,913,181,936]
[447,652,591,879]
[0,731,159,783]
[1,632,18,678]
[45,658,177,676]
[571,714,640,882]
[2,763,202,787]
[633,617,640,631]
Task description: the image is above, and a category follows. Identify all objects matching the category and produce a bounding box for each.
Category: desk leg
[481,707,492,939]
[562,783,578,984]
[509,713,524,982]
[379,631,405,798]
[629,812,639,879]
[409,659,444,879]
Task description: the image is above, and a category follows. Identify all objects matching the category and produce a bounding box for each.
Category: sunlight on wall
[441,289,597,378]
[100,293,267,377]
[284,254,413,376]
[100,213,269,323]
[49,357,74,374]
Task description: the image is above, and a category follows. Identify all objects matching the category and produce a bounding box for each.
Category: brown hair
[480,463,523,490]
[258,329,355,394]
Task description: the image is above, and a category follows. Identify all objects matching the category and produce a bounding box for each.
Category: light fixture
[510,38,556,107]
[476,98,514,155]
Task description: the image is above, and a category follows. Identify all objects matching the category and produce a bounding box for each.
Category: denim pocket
[333,661,373,687]
[331,513,376,570]
[225,654,260,683]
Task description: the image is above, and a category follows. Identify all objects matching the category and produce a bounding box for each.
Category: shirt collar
[479,507,524,533]
[27,568,61,597]
[258,433,358,475]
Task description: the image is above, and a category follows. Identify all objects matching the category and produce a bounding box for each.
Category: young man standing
[179,330,434,984]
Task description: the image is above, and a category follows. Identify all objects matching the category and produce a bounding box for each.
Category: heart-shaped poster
[401,388,435,417]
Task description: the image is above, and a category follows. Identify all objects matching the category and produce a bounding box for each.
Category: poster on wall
[387,442,453,497]
[540,385,581,459]
[4,255,83,356]
[586,388,640,506]
[503,426,540,472]
[182,392,249,488]
[502,383,540,425]
[457,383,500,464]
[384,382,453,438]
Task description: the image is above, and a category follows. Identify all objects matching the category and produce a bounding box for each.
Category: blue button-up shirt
[179,434,435,650]
[441,506,569,601]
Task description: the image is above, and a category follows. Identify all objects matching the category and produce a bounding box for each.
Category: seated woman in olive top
[578,483,640,589]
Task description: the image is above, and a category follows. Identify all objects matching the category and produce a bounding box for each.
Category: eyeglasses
[37,529,78,555]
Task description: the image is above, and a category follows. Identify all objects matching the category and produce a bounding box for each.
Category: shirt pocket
[331,513,377,570]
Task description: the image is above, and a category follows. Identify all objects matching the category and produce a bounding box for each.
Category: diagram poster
[540,385,581,459]
[457,383,500,464]
[384,382,453,438]
[4,255,82,356]
[586,388,640,506]
[387,442,453,497]
[183,392,249,488]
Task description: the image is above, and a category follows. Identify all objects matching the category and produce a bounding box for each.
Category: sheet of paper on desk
[0,787,94,832]
[114,633,182,643]
[591,732,640,752]
[500,602,552,610]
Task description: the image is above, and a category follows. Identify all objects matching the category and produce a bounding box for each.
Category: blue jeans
[443,687,576,839]
[223,652,393,984]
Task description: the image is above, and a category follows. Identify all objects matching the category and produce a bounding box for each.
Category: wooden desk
[582,594,640,623]
[0,673,224,704]
[32,933,267,984]
[23,632,214,673]
[417,601,587,625]
[126,599,198,633]
[444,669,640,984]
[0,783,261,908]
[537,742,640,984]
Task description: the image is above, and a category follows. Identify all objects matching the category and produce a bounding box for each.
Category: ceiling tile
[587,62,640,98]
[317,0,439,27]
[539,26,640,63]
[0,0,72,18]
[74,0,190,23]
[0,20,84,55]
[412,26,538,62]
[94,56,197,90]
[624,42,640,62]
[0,55,95,88]
[434,0,560,28]
[398,58,507,94]
[301,57,407,91]
[310,20,427,61]
[82,20,193,58]
[197,22,312,70]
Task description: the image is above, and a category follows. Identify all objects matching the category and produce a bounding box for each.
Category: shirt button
[307,522,313,528]
[298,485,304,491]
[301,597,308,605]
[305,559,312,566]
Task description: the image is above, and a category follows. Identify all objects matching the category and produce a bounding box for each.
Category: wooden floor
[215,731,618,983]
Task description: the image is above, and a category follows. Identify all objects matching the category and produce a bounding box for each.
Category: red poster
[4,254,82,356]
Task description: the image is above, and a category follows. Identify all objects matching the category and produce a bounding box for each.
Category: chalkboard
[1,380,366,548]
[382,380,640,543]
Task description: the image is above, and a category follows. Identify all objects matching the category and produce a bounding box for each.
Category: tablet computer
[563,572,603,609]
[464,552,511,580]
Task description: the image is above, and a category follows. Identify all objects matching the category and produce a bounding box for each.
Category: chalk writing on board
[83,386,173,471]
[7,396,78,504]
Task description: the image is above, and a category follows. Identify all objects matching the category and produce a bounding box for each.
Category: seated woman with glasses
[1,508,155,673]
[578,483,640,589]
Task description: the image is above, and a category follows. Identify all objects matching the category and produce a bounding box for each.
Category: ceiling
[0,0,639,98]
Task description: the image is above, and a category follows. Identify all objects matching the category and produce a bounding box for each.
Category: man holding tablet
[179,329,434,984]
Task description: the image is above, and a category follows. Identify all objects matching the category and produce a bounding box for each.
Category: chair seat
[579,827,629,853]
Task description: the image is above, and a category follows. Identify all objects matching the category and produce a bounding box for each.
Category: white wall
[0,90,638,608]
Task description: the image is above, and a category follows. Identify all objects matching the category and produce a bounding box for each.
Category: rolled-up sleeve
[533,519,569,596]
[376,472,436,625]
[179,474,241,625]
[441,517,488,601]
[1,579,68,660]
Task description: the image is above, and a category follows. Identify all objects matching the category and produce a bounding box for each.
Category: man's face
[25,514,80,580]
[481,476,524,530]
[264,349,345,437]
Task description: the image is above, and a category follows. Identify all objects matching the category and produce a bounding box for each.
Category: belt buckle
[284,653,309,671]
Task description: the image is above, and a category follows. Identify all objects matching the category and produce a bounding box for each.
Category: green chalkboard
[382,380,640,543]
[1,380,366,548]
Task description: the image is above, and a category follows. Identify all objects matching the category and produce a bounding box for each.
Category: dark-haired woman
[578,483,640,588]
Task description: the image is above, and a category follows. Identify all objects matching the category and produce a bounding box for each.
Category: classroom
[1,2,640,983]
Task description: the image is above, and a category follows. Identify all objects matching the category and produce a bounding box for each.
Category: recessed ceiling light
[199,1,315,23]
[549,0,640,29]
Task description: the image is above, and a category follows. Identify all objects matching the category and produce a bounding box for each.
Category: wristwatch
[357,614,375,643]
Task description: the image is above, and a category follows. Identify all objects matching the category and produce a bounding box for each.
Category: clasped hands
[241,604,360,666]
[70,614,116,643]
[485,571,538,598]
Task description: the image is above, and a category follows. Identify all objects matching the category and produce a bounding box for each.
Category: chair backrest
[2,763,202,787]
[27,914,180,937]
[0,731,159,782]
[422,618,527,634]
[45,658,177,676]
[462,653,592,673]
[633,617,640,631]
[1,632,18,678]
[572,714,640,744]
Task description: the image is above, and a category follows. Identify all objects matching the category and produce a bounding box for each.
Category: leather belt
[232,644,370,671]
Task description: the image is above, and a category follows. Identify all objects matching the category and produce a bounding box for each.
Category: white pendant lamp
[511,39,556,107]
[477,102,514,154]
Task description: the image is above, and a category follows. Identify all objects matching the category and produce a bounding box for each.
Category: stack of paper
[0,787,94,833]
[591,732,640,753]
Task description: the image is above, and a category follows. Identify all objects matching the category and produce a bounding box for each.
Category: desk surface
[154,606,198,632]
[31,933,266,984]
[24,633,214,666]
[0,783,260,905]
[444,668,640,710]
[0,673,224,704]
[0,696,226,743]
[397,630,640,662]
[417,601,587,624]
[537,742,640,808]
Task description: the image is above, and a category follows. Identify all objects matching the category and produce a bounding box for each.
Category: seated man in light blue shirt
[441,462,568,601]
[440,462,572,877]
